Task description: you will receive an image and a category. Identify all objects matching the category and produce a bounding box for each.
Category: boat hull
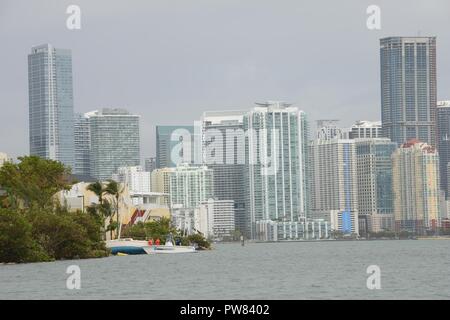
[110,246,147,255]
[106,239,196,255]
[143,245,196,254]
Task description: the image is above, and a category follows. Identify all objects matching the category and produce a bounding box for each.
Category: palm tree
[87,181,108,238]
[105,180,125,239]
[87,181,105,205]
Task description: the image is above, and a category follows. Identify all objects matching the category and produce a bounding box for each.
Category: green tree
[86,181,112,239]
[0,156,72,210]
[31,209,108,260]
[0,209,49,263]
[0,157,109,263]
[187,233,211,250]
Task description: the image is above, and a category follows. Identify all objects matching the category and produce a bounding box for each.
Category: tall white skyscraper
[244,102,309,239]
[28,44,74,168]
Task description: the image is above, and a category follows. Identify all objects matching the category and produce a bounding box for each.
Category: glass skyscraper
[380,37,437,146]
[355,138,397,233]
[436,101,450,198]
[28,44,74,168]
[244,102,309,239]
[87,108,140,181]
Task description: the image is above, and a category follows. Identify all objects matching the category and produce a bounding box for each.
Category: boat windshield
[165,233,174,246]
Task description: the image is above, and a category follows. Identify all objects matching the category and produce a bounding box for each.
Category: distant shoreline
[216,237,450,244]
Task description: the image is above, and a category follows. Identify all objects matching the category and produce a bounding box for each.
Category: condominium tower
[309,138,359,235]
[244,102,309,239]
[168,164,214,209]
[152,164,214,209]
[28,44,74,168]
[392,140,440,234]
[349,121,382,139]
[380,37,437,146]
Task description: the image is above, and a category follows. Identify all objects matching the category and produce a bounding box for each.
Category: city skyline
[1,0,450,160]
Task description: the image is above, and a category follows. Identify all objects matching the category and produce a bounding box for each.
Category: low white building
[256,219,330,241]
[198,199,235,240]
[113,166,151,205]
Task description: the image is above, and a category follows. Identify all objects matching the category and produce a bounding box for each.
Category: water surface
[1,240,449,299]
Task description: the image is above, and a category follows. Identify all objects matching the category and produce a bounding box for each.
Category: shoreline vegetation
[0,156,109,263]
[0,156,211,264]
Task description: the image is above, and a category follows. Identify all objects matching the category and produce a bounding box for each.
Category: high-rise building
[151,167,174,204]
[244,102,309,239]
[436,101,450,198]
[87,108,140,181]
[309,138,359,235]
[152,164,214,209]
[74,113,90,176]
[169,163,214,209]
[380,37,437,146]
[349,121,382,139]
[392,140,440,234]
[155,125,200,168]
[201,110,247,236]
[144,157,157,173]
[355,138,397,233]
[28,44,75,168]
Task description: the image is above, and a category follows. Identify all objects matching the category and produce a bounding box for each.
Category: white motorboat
[143,240,196,254]
[106,235,196,255]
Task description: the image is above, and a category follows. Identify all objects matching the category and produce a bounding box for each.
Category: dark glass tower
[380,37,437,146]
[436,101,450,198]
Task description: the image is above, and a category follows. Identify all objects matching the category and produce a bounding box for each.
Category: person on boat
[155,238,161,246]
[148,238,153,246]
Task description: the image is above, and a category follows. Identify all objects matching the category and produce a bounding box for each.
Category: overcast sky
[1,0,449,160]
